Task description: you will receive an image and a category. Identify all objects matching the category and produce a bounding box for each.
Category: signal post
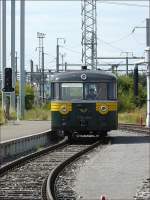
[2,68,14,119]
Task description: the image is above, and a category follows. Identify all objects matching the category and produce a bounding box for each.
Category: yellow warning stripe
[51,102,72,114]
[96,102,117,114]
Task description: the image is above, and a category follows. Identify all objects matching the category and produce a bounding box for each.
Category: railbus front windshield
[61,83,83,100]
[61,82,116,100]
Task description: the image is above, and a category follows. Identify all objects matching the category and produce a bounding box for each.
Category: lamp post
[37,32,46,102]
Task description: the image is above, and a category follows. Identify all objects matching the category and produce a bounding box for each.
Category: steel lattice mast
[81,0,97,70]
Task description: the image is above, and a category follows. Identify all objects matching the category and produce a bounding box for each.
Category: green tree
[15,81,35,110]
[118,75,146,112]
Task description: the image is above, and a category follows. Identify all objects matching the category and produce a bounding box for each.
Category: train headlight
[60,105,68,115]
[99,105,108,115]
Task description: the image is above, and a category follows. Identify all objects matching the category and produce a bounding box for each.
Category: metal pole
[56,40,59,72]
[126,56,129,76]
[0,0,2,161]
[61,54,64,71]
[146,16,150,127]
[37,32,45,100]
[2,0,6,110]
[11,0,16,110]
[65,62,67,71]
[0,0,2,90]
[48,70,51,97]
[134,64,138,96]
[56,38,65,72]
[38,37,41,73]
[20,0,25,118]
[30,59,33,85]
[146,18,150,46]
[38,36,41,97]
[15,51,18,81]
[17,96,20,121]
[146,47,150,127]
[42,51,44,102]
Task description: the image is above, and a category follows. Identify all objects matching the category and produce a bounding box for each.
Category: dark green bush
[25,94,34,110]
[118,75,146,112]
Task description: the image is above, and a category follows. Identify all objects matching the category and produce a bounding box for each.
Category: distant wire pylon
[81,0,97,70]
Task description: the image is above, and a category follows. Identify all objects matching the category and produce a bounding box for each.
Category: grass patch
[0,107,6,125]
[118,107,146,125]
[0,106,51,123]
[24,107,51,120]
[0,107,17,124]
[0,103,146,125]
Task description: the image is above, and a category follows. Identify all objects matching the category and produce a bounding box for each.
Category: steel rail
[119,123,150,135]
[45,138,109,200]
[0,137,68,176]
[45,128,149,200]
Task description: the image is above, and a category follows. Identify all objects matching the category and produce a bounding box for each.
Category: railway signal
[2,68,14,92]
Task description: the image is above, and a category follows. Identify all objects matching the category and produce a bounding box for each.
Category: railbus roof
[50,70,117,82]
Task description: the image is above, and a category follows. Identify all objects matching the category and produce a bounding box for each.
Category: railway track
[44,137,109,200]
[45,125,149,200]
[0,136,107,200]
[0,138,67,200]
[119,123,150,134]
[0,124,148,200]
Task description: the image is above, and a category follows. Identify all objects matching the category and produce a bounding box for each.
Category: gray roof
[50,70,117,82]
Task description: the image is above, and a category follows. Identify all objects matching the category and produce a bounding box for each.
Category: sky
[1,0,149,72]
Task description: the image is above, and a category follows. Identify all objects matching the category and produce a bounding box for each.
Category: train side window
[51,83,54,99]
[51,83,60,100]
[108,82,116,100]
[96,83,107,100]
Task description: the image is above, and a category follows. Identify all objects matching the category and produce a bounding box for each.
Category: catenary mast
[81,0,97,70]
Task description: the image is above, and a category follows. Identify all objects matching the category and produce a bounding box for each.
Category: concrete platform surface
[0,120,51,142]
[74,130,150,200]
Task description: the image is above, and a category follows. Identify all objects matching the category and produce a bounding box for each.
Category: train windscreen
[61,83,83,100]
[60,82,116,100]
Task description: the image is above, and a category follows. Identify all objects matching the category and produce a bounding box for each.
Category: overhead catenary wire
[98,1,148,8]
[108,19,146,44]
[131,34,146,46]
[104,33,133,44]
[63,46,81,55]
[98,37,125,52]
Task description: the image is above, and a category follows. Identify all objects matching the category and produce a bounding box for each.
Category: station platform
[0,120,51,142]
[74,130,150,199]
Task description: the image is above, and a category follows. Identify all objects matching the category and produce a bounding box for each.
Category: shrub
[117,75,146,112]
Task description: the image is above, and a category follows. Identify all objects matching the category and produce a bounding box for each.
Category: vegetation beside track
[118,74,146,124]
[118,74,146,112]
[118,107,146,125]
[0,82,50,123]
[24,106,51,120]
[0,106,51,124]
